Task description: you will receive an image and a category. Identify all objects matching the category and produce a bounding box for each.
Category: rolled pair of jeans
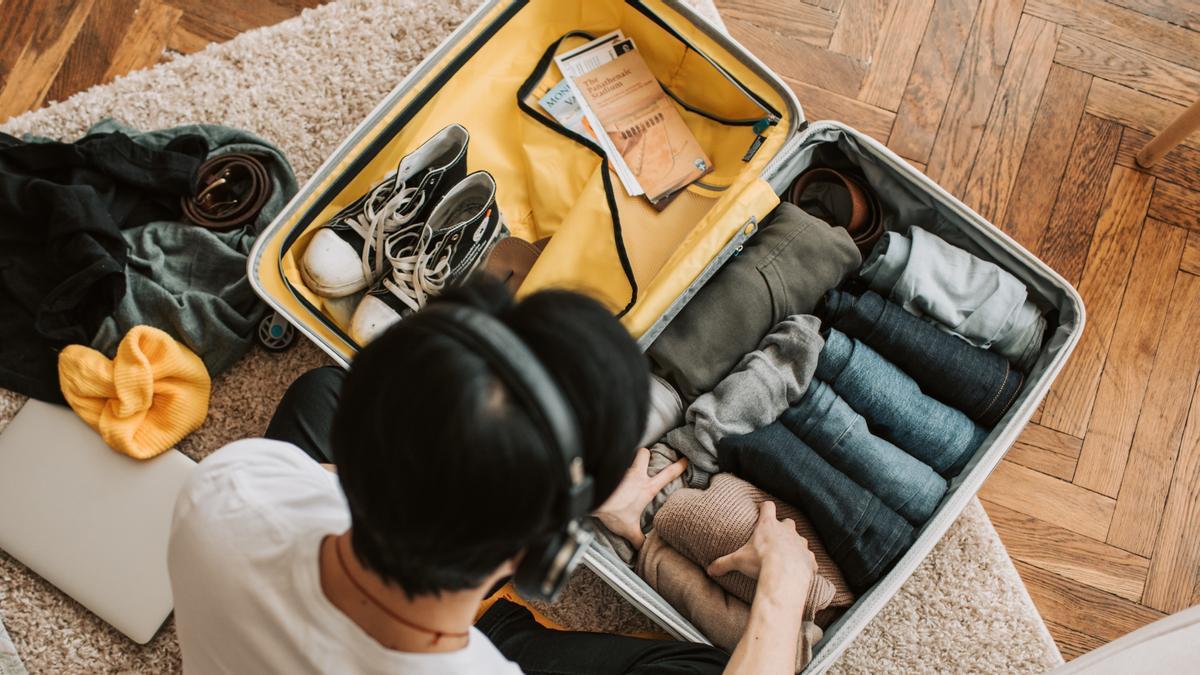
[781,380,947,525]
[822,289,1024,427]
[860,226,1045,370]
[816,328,990,475]
[718,422,914,592]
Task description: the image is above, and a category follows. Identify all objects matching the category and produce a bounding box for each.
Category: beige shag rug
[0,0,1063,672]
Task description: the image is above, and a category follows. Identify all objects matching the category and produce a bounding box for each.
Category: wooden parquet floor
[3,0,1199,662]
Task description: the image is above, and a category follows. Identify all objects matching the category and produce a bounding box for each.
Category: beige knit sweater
[638,532,826,671]
[653,473,854,608]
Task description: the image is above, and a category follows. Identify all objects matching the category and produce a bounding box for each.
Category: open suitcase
[247,1,1086,671]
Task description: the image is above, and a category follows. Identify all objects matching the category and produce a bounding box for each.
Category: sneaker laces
[329,161,427,284]
[381,209,498,313]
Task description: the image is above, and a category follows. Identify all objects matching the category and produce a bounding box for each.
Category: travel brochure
[540,31,712,207]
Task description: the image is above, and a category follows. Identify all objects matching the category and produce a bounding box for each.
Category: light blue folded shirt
[861,226,1044,369]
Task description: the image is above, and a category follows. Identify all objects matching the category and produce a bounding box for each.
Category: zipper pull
[752,117,776,135]
[743,117,778,162]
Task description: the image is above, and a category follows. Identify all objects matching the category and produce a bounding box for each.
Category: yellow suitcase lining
[265,0,793,361]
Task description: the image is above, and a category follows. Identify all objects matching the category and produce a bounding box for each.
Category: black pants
[265,367,730,675]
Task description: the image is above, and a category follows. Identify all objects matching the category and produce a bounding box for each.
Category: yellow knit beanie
[59,326,211,460]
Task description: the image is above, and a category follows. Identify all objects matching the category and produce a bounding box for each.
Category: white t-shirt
[168,439,523,675]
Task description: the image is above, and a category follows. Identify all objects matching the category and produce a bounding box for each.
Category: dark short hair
[332,275,649,595]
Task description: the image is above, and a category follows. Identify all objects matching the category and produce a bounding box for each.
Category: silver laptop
[0,400,195,644]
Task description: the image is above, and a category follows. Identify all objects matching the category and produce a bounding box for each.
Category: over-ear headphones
[418,303,595,602]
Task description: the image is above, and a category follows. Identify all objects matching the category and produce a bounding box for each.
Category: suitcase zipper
[628,0,783,122]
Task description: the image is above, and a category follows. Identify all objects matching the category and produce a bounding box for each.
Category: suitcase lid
[248,0,809,364]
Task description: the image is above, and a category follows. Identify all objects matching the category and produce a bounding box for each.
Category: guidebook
[573,47,712,206]
[548,31,712,206]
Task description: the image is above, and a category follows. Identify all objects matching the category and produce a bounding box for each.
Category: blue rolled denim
[780,381,946,525]
[822,289,1024,426]
[816,328,990,476]
[717,422,914,592]
[861,227,1045,370]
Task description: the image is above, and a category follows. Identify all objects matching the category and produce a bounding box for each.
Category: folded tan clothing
[655,473,854,608]
[638,531,823,671]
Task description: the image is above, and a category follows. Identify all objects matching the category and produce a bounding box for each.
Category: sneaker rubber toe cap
[300,229,370,298]
[350,294,403,345]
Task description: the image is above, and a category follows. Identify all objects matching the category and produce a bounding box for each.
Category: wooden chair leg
[1137,98,1200,168]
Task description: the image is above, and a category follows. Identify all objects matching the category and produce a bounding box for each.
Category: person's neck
[318,531,486,653]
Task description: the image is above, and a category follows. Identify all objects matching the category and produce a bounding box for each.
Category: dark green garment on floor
[80,120,298,376]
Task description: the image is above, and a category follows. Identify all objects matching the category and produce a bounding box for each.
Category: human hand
[707,501,815,607]
[594,448,688,550]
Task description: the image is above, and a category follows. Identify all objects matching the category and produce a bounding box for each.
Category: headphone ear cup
[513,522,594,602]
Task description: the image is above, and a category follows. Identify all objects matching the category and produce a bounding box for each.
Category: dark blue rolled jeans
[815,328,990,476]
[821,289,1024,427]
[780,381,946,525]
[718,422,915,593]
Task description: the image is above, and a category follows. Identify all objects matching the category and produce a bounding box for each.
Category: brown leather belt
[786,167,884,256]
[182,152,273,230]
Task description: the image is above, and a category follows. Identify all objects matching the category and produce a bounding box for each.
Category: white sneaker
[350,171,507,344]
[300,124,468,297]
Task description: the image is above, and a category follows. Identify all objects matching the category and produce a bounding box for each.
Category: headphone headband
[417,303,594,523]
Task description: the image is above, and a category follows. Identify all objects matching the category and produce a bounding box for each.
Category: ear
[497,556,519,576]
[479,556,520,591]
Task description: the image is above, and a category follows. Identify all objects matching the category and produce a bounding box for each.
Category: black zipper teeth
[661,84,761,126]
[518,32,639,316]
[626,0,782,121]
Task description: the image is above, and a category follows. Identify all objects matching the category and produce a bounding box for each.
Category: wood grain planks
[924,0,1024,196]
[0,0,96,121]
[1147,181,1200,233]
[985,500,1149,601]
[1025,0,1200,72]
[166,0,301,46]
[960,15,1059,224]
[1006,422,1082,481]
[725,19,866,98]
[887,0,979,163]
[1046,621,1108,661]
[102,0,183,83]
[1181,232,1200,277]
[718,1,838,49]
[1106,0,1200,32]
[1054,29,1200,108]
[1073,218,1185,497]
[1039,165,1154,438]
[827,0,893,63]
[1086,78,1200,150]
[1116,127,1200,191]
[1142,373,1200,611]
[1000,64,1091,250]
[979,460,1115,540]
[44,0,140,103]
[1108,271,1200,556]
[1015,561,1166,644]
[857,0,934,110]
[801,0,842,11]
[784,77,896,141]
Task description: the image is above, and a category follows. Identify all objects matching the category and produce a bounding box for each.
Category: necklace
[333,536,470,646]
